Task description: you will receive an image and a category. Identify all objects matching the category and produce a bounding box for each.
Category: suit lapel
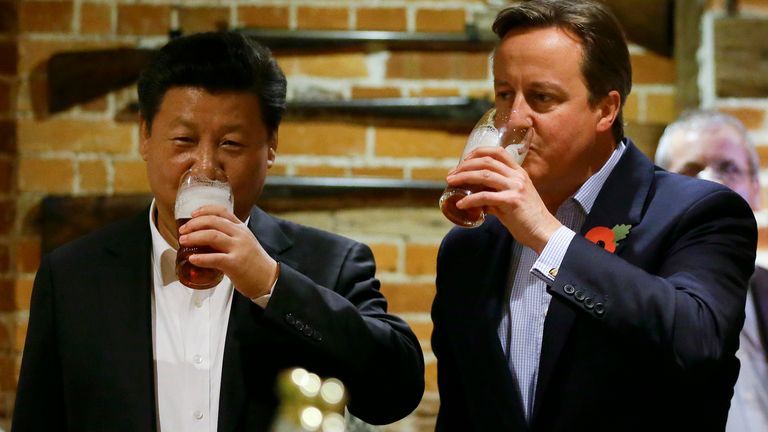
[218,207,294,432]
[101,210,157,431]
[533,141,654,420]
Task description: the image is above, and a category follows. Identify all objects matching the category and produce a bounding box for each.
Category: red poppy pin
[585,224,632,253]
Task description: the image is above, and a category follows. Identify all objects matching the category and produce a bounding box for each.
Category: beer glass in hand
[174,168,233,289]
[439,108,532,228]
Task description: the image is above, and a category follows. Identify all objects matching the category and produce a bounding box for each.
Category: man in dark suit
[13,32,424,431]
[656,110,768,431]
[431,1,756,431]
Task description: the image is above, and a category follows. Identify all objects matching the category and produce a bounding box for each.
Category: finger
[179,214,243,235]
[190,204,239,222]
[464,146,521,167]
[179,229,233,252]
[453,155,516,178]
[188,251,229,270]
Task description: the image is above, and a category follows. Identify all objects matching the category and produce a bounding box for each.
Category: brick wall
[6,0,763,431]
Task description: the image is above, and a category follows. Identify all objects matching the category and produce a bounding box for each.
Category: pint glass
[439,108,532,228]
[174,168,233,289]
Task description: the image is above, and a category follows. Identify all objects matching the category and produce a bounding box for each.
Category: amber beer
[439,108,531,228]
[174,172,233,289]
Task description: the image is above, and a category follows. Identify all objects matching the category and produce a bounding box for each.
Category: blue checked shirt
[497,140,626,422]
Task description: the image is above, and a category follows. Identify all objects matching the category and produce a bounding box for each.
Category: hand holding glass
[175,168,233,289]
[439,108,533,228]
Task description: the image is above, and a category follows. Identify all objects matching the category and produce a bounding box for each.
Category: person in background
[12,31,424,432]
[431,1,757,430]
[656,109,768,432]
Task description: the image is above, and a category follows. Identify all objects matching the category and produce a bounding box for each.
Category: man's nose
[192,142,223,179]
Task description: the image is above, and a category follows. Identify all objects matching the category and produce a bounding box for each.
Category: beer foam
[462,125,500,157]
[174,183,233,218]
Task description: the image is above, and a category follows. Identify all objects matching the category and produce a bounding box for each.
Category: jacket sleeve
[12,255,65,431]
[550,188,757,369]
[262,241,425,425]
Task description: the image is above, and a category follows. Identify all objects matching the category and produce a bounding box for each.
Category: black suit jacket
[13,206,424,431]
[432,140,757,431]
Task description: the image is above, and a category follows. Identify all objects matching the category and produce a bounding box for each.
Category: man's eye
[495,91,512,100]
[221,140,242,148]
[173,137,193,144]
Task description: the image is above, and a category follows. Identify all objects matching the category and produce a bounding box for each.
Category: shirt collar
[568,139,627,215]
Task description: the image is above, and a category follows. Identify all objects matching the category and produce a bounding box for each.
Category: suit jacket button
[294,320,305,331]
[313,331,323,342]
[285,313,296,325]
[564,284,576,295]
[594,302,605,316]
[583,297,595,309]
[303,326,314,337]
[574,290,586,302]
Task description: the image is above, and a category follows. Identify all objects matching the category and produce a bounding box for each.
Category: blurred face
[493,26,620,207]
[664,124,760,209]
[140,87,276,245]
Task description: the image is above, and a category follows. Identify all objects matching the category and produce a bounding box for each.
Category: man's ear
[596,90,621,133]
[267,131,278,168]
[139,116,151,161]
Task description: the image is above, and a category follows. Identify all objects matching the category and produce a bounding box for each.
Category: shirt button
[192,354,203,364]
[193,410,204,420]
[194,298,204,308]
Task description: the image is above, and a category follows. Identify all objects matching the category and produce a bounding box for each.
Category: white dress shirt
[149,201,234,432]
[497,141,626,421]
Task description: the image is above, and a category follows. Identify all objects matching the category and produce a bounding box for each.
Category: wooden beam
[674,0,705,111]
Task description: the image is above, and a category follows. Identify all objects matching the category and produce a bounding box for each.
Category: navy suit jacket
[13,206,424,431]
[432,140,757,431]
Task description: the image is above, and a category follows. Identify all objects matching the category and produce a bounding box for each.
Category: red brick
[18,158,74,193]
[295,53,368,78]
[719,107,766,130]
[14,278,33,311]
[0,321,9,351]
[412,167,450,181]
[0,278,13,311]
[0,121,15,155]
[415,9,466,33]
[278,121,366,156]
[756,146,768,168]
[0,1,19,34]
[0,157,13,193]
[405,319,433,342]
[645,93,679,124]
[759,226,768,249]
[19,1,73,33]
[79,160,108,193]
[351,86,401,99]
[349,167,403,178]
[80,96,108,113]
[376,127,466,158]
[410,88,461,98]
[0,243,9,273]
[117,5,170,36]
[179,6,229,33]
[15,319,28,353]
[387,51,489,80]
[379,282,435,313]
[113,160,150,193]
[18,118,133,154]
[238,6,289,29]
[0,41,17,75]
[369,242,399,273]
[80,2,111,35]
[297,7,348,30]
[0,199,15,235]
[0,80,10,113]
[631,51,675,84]
[405,243,439,276]
[0,353,18,391]
[15,237,40,274]
[357,8,406,31]
[425,359,438,391]
[293,165,346,177]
